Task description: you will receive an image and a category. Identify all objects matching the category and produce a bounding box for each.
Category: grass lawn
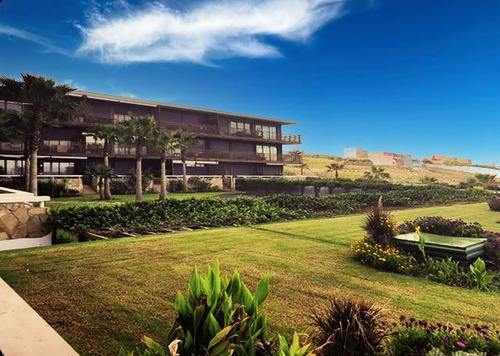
[0,203,499,355]
[48,191,236,208]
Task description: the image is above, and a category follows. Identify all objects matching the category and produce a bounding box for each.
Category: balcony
[160,122,301,144]
[0,142,285,163]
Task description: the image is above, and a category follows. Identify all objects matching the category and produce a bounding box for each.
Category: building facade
[0,90,302,179]
[344,148,368,159]
[367,152,413,167]
[425,155,472,165]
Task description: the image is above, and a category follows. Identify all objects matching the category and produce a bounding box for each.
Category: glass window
[1,159,24,175]
[230,121,251,134]
[256,145,278,161]
[255,125,277,140]
[114,113,131,123]
[41,161,75,175]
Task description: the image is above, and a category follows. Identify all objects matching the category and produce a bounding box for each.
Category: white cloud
[0,24,70,56]
[62,79,87,90]
[77,0,346,64]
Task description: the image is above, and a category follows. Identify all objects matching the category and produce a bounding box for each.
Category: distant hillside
[285,153,477,185]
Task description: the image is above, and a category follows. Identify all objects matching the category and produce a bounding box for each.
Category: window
[255,125,277,140]
[0,159,24,175]
[42,161,75,175]
[114,113,131,123]
[256,145,278,161]
[230,121,251,134]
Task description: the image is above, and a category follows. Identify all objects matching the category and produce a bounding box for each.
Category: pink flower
[457,341,466,349]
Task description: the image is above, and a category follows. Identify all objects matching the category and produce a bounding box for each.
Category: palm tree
[0,74,84,195]
[153,130,179,200]
[475,174,497,185]
[326,160,344,179]
[176,132,202,192]
[86,124,119,200]
[364,166,391,181]
[118,115,156,202]
[86,165,114,200]
[419,176,438,184]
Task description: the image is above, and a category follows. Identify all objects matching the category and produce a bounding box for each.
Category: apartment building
[367,152,413,166]
[0,90,302,178]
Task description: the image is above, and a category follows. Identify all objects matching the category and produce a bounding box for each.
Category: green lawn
[0,203,499,355]
[48,191,236,208]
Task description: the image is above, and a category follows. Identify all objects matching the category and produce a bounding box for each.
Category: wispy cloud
[77,0,346,64]
[0,24,70,56]
[62,79,87,90]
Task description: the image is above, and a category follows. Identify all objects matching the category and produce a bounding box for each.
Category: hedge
[236,177,429,195]
[50,187,493,239]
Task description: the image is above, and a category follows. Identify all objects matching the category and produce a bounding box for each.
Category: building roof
[69,90,298,125]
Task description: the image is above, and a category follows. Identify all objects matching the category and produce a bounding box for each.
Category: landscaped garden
[0,202,499,355]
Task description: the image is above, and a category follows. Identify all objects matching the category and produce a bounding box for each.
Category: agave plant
[167,259,270,356]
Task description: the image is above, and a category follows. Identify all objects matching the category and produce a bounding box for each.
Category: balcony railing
[0,142,286,163]
[283,153,303,165]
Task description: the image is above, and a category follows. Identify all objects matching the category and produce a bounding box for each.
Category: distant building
[368,152,413,167]
[426,155,472,165]
[344,148,368,159]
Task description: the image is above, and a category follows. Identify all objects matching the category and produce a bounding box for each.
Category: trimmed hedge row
[237,177,430,194]
[51,187,493,238]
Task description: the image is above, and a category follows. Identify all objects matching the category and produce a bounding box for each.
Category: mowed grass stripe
[0,203,498,355]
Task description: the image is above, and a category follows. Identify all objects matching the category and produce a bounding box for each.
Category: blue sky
[0,0,499,164]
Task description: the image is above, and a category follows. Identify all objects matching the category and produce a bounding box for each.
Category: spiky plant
[312,298,386,356]
[362,205,398,246]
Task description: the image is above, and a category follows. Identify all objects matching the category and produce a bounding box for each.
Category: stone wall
[39,177,83,193]
[0,203,51,240]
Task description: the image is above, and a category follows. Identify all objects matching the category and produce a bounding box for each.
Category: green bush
[0,178,79,198]
[51,187,493,238]
[187,177,218,192]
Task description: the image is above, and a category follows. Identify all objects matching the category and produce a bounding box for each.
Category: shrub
[362,205,398,246]
[399,217,484,238]
[388,316,500,356]
[167,260,270,355]
[422,257,468,287]
[312,297,386,356]
[168,179,184,193]
[110,179,131,194]
[0,178,79,197]
[488,196,500,212]
[187,177,218,192]
[351,238,415,274]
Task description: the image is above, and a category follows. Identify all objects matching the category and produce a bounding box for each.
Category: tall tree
[0,74,84,195]
[326,160,344,179]
[153,130,179,200]
[86,124,119,200]
[176,132,202,192]
[118,115,156,202]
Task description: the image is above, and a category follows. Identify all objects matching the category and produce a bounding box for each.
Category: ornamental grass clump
[362,203,399,247]
[388,316,500,356]
[311,297,386,356]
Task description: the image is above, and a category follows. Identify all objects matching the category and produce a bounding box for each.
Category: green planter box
[394,232,486,262]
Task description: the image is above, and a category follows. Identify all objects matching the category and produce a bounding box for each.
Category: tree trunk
[24,156,30,192]
[29,149,38,195]
[98,177,105,200]
[103,154,112,200]
[159,156,167,200]
[181,156,188,193]
[136,156,143,202]
[335,170,339,179]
